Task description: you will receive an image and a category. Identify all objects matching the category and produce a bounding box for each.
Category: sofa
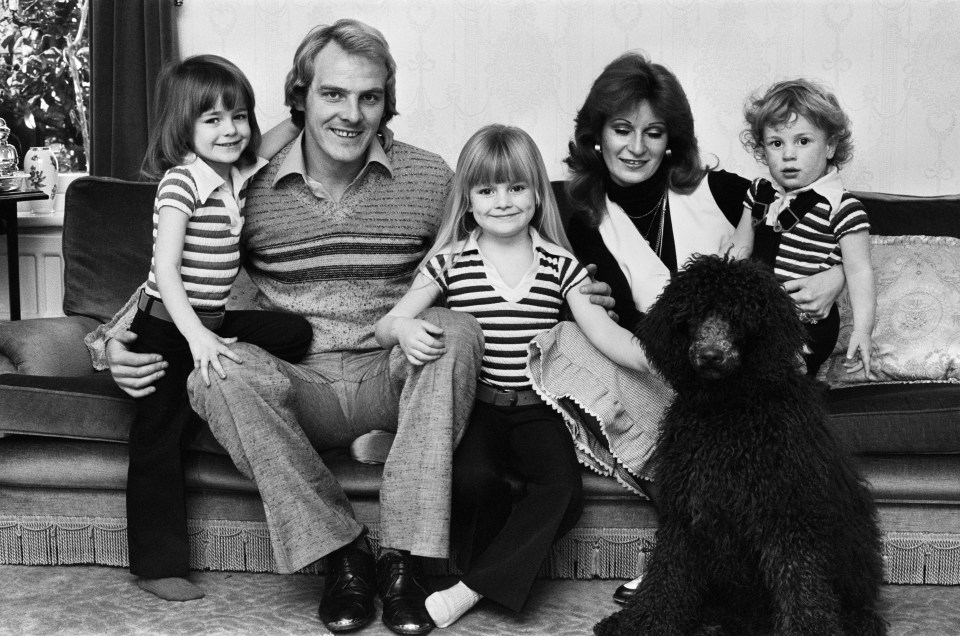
[1,176,958,583]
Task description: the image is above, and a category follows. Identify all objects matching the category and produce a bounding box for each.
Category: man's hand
[782,266,845,320]
[579,263,618,322]
[105,330,168,398]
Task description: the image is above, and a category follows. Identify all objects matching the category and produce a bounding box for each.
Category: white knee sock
[425,581,482,628]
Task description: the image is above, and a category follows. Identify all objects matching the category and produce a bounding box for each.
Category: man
[104,18,612,635]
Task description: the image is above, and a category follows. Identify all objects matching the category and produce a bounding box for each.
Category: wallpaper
[177,0,960,196]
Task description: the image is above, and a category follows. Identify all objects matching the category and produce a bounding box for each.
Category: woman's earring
[665,148,673,158]
[594,143,602,154]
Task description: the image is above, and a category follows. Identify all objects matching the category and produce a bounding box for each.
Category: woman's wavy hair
[418,124,572,280]
[143,54,261,179]
[564,51,707,225]
[741,78,853,168]
[284,19,397,128]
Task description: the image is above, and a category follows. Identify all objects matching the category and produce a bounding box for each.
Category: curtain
[89,0,179,180]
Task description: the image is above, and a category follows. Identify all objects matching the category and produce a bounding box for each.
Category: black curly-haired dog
[595,255,886,636]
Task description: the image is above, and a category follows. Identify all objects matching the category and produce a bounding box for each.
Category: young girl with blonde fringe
[375,124,650,627]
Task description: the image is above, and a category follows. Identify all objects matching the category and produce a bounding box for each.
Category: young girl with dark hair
[128,54,311,602]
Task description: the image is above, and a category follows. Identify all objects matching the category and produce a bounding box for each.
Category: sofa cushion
[0,373,226,454]
[0,316,100,375]
[821,235,960,386]
[819,192,960,387]
[62,177,157,323]
[828,383,960,454]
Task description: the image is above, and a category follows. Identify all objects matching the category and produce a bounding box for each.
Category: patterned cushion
[821,235,960,386]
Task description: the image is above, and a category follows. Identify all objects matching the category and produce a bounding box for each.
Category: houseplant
[0,0,89,172]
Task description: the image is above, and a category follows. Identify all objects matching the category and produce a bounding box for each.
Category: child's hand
[187,328,242,386]
[844,330,876,381]
[393,316,445,366]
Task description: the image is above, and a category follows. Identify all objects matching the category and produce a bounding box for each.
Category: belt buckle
[504,390,518,407]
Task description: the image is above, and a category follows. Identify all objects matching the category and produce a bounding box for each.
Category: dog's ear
[636,266,700,386]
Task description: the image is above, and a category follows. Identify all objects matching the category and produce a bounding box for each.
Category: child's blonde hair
[419,124,572,274]
[741,78,853,168]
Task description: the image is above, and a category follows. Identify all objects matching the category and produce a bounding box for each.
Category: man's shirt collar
[272,131,394,198]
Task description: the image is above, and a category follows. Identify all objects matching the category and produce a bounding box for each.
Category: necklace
[650,197,667,257]
[623,188,668,257]
[624,188,667,220]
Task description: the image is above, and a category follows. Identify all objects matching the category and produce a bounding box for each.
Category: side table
[0,189,48,320]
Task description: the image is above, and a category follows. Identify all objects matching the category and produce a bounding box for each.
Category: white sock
[623,574,643,590]
[425,581,482,628]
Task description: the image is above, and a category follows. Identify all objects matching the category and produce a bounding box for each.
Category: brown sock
[137,577,205,602]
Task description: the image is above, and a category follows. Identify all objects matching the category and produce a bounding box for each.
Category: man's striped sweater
[242,139,454,354]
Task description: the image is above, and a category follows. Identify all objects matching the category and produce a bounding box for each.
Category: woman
[528,51,846,602]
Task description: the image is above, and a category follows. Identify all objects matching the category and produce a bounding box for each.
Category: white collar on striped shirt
[181,153,268,204]
[771,165,844,215]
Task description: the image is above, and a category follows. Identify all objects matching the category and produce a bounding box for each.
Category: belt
[475,382,544,407]
[138,290,224,330]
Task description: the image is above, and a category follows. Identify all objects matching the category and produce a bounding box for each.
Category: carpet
[2,565,959,635]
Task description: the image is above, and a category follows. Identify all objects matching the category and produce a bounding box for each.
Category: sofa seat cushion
[828,383,960,453]
[854,453,960,503]
[0,373,226,454]
[0,436,383,498]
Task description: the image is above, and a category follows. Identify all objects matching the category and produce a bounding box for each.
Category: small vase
[24,146,59,214]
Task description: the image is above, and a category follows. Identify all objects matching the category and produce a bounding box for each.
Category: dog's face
[636,255,807,389]
[688,314,741,380]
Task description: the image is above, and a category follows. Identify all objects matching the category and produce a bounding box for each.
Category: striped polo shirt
[424,229,588,390]
[745,168,870,283]
[145,155,267,309]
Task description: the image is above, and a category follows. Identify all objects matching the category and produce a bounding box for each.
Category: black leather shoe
[318,542,377,632]
[377,552,434,635]
[613,575,643,605]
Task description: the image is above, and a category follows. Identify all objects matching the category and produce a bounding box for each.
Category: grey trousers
[188,308,484,573]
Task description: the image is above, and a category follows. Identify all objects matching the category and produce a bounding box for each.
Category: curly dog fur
[595,255,886,636]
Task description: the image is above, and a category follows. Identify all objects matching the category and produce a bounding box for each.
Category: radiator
[0,230,65,320]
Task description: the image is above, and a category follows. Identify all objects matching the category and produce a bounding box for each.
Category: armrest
[0,316,102,376]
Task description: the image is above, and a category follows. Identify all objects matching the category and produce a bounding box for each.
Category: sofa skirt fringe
[2,517,959,584]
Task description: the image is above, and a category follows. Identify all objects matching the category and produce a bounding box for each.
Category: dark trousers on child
[126,307,312,578]
[451,400,584,612]
[752,224,841,377]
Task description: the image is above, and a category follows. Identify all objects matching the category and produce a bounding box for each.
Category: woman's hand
[106,330,168,398]
[186,327,242,387]
[579,263,618,322]
[782,266,844,321]
[391,316,445,366]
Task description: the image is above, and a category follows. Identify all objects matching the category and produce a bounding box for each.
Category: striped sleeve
[559,258,589,297]
[156,167,198,218]
[831,194,870,239]
[422,254,450,294]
